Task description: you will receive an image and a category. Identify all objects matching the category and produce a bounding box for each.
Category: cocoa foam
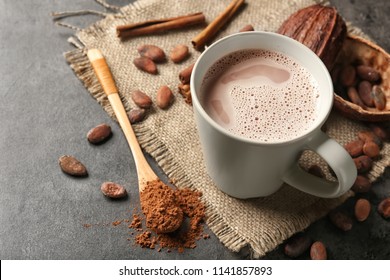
[201,49,320,142]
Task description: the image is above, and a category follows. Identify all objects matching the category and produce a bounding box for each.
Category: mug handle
[282,131,357,198]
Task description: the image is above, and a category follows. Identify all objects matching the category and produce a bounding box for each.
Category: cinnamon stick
[191,0,245,50]
[116,12,206,39]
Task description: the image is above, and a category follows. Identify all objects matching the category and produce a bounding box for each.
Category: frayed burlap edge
[63,0,390,258]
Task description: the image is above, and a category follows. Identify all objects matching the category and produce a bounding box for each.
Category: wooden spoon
[87,49,182,233]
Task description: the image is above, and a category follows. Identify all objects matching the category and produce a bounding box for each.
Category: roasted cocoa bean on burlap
[133,57,158,74]
[131,90,153,109]
[137,44,166,62]
[169,44,189,63]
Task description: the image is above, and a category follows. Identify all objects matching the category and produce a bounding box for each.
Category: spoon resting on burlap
[87,49,183,234]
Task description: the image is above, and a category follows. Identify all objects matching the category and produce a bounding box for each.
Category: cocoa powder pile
[140,180,184,234]
[129,179,208,252]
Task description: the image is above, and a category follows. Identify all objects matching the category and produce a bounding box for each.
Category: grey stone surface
[0,0,389,260]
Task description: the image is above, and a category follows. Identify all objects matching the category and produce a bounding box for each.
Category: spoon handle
[87,49,158,189]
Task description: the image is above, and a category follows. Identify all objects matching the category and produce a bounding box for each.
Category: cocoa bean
[87,123,112,144]
[369,124,390,141]
[131,90,153,109]
[344,139,364,157]
[372,85,387,110]
[101,182,127,199]
[378,197,390,219]
[156,85,174,109]
[356,65,381,82]
[137,44,166,62]
[358,81,374,107]
[59,155,88,177]
[362,141,380,158]
[340,65,356,87]
[329,210,353,231]
[127,108,146,124]
[354,198,371,222]
[308,165,325,178]
[178,83,192,104]
[133,57,157,74]
[310,241,327,260]
[358,130,382,147]
[284,232,312,258]
[169,44,189,63]
[351,175,371,193]
[330,65,341,84]
[239,24,254,32]
[353,155,373,173]
[347,87,365,108]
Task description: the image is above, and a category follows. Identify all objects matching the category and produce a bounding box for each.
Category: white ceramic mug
[190,31,357,199]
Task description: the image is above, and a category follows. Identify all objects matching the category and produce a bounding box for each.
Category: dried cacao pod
[333,35,390,121]
[277,4,347,71]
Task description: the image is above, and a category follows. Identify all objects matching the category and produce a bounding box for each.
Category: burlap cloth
[63,0,390,257]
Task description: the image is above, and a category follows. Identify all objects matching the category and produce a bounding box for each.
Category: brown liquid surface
[201,49,320,142]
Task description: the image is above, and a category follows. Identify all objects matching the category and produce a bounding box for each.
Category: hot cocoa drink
[201,49,321,142]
